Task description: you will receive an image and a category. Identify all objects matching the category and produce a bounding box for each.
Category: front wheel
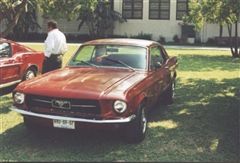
[123,105,147,143]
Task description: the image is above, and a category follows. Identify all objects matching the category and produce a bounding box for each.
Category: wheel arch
[22,64,39,80]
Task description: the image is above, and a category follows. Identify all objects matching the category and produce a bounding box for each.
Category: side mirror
[166,56,177,65]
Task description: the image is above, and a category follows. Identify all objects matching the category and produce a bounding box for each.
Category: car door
[0,42,21,88]
[147,45,171,105]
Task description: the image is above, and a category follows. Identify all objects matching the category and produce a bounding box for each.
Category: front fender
[127,92,147,115]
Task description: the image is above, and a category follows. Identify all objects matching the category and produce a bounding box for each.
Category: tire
[123,105,147,143]
[23,68,36,81]
[160,81,175,105]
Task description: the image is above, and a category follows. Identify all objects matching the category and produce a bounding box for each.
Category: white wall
[113,0,183,42]
[200,23,240,42]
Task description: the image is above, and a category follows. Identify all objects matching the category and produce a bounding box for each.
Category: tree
[39,0,126,38]
[76,0,126,37]
[12,0,41,39]
[0,0,37,37]
[184,0,240,58]
[39,0,79,20]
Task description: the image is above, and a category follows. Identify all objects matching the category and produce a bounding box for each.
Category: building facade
[112,0,237,43]
[1,0,239,43]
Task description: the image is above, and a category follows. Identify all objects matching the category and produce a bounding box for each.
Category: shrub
[206,38,217,46]
[173,35,180,43]
[158,36,166,44]
[130,32,152,40]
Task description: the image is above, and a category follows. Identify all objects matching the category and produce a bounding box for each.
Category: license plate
[53,119,75,129]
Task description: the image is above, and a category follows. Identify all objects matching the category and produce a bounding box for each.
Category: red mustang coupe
[0,38,44,89]
[11,38,177,143]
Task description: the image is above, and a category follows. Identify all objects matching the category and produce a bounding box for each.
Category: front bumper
[10,106,136,124]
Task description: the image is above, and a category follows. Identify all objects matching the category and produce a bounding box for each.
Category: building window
[176,0,188,20]
[149,0,170,20]
[122,0,143,19]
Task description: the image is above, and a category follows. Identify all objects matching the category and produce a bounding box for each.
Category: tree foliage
[12,0,41,38]
[76,0,126,37]
[39,0,79,20]
[0,0,36,37]
[184,0,240,57]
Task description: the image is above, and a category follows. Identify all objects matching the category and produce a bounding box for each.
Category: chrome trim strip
[0,80,21,89]
[71,104,96,108]
[33,99,51,103]
[10,106,136,124]
[33,99,96,108]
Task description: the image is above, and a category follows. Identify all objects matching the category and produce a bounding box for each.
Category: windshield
[68,45,147,70]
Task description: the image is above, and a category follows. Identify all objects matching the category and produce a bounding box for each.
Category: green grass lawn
[0,44,239,162]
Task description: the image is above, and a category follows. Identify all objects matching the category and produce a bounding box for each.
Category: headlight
[14,92,25,104]
[113,100,127,113]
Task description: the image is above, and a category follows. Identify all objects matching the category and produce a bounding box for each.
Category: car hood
[17,67,146,99]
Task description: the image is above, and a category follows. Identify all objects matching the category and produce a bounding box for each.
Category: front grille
[25,94,101,118]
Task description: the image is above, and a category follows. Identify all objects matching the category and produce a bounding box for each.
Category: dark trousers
[42,54,62,73]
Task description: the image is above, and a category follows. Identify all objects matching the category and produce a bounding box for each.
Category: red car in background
[0,38,44,89]
[11,38,177,143]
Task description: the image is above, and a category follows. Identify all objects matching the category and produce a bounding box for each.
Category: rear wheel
[160,81,175,105]
[124,105,147,143]
[23,68,37,81]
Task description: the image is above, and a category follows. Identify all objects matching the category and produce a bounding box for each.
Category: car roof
[0,38,8,43]
[84,38,161,47]
[0,38,16,44]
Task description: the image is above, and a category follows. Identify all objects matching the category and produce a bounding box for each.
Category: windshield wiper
[103,57,135,71]
[73,60,98,68]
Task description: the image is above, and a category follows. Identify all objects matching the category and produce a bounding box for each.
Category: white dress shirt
[44,29,67,58]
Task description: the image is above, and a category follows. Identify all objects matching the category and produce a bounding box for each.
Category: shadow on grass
[178,55,240,71]
[0,84,16,114]
[148,77,239,161]
[0,78,239,161]
[0,95,13,115]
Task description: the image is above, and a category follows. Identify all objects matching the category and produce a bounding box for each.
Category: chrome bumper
[10,106,136,124]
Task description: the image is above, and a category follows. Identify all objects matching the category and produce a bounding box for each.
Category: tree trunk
[227,23,240,58]
[234,21,240,57]
[86,20,96,39]
[227,24,235,57]
[219,24,223,38]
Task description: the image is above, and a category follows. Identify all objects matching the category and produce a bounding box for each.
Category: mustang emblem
[52,100,71,109]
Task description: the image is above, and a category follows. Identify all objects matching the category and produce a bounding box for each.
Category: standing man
[43,20,67,73]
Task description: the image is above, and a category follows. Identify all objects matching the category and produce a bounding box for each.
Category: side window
[161,47,169,60]
[0,42,11,58]
[93,45,107,58]
[74,45,95,61]
[150,46,165,68]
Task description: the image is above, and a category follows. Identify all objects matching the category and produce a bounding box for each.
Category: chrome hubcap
[26,71,35,80]
[172,82,175,98]
[141,108,147,134]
